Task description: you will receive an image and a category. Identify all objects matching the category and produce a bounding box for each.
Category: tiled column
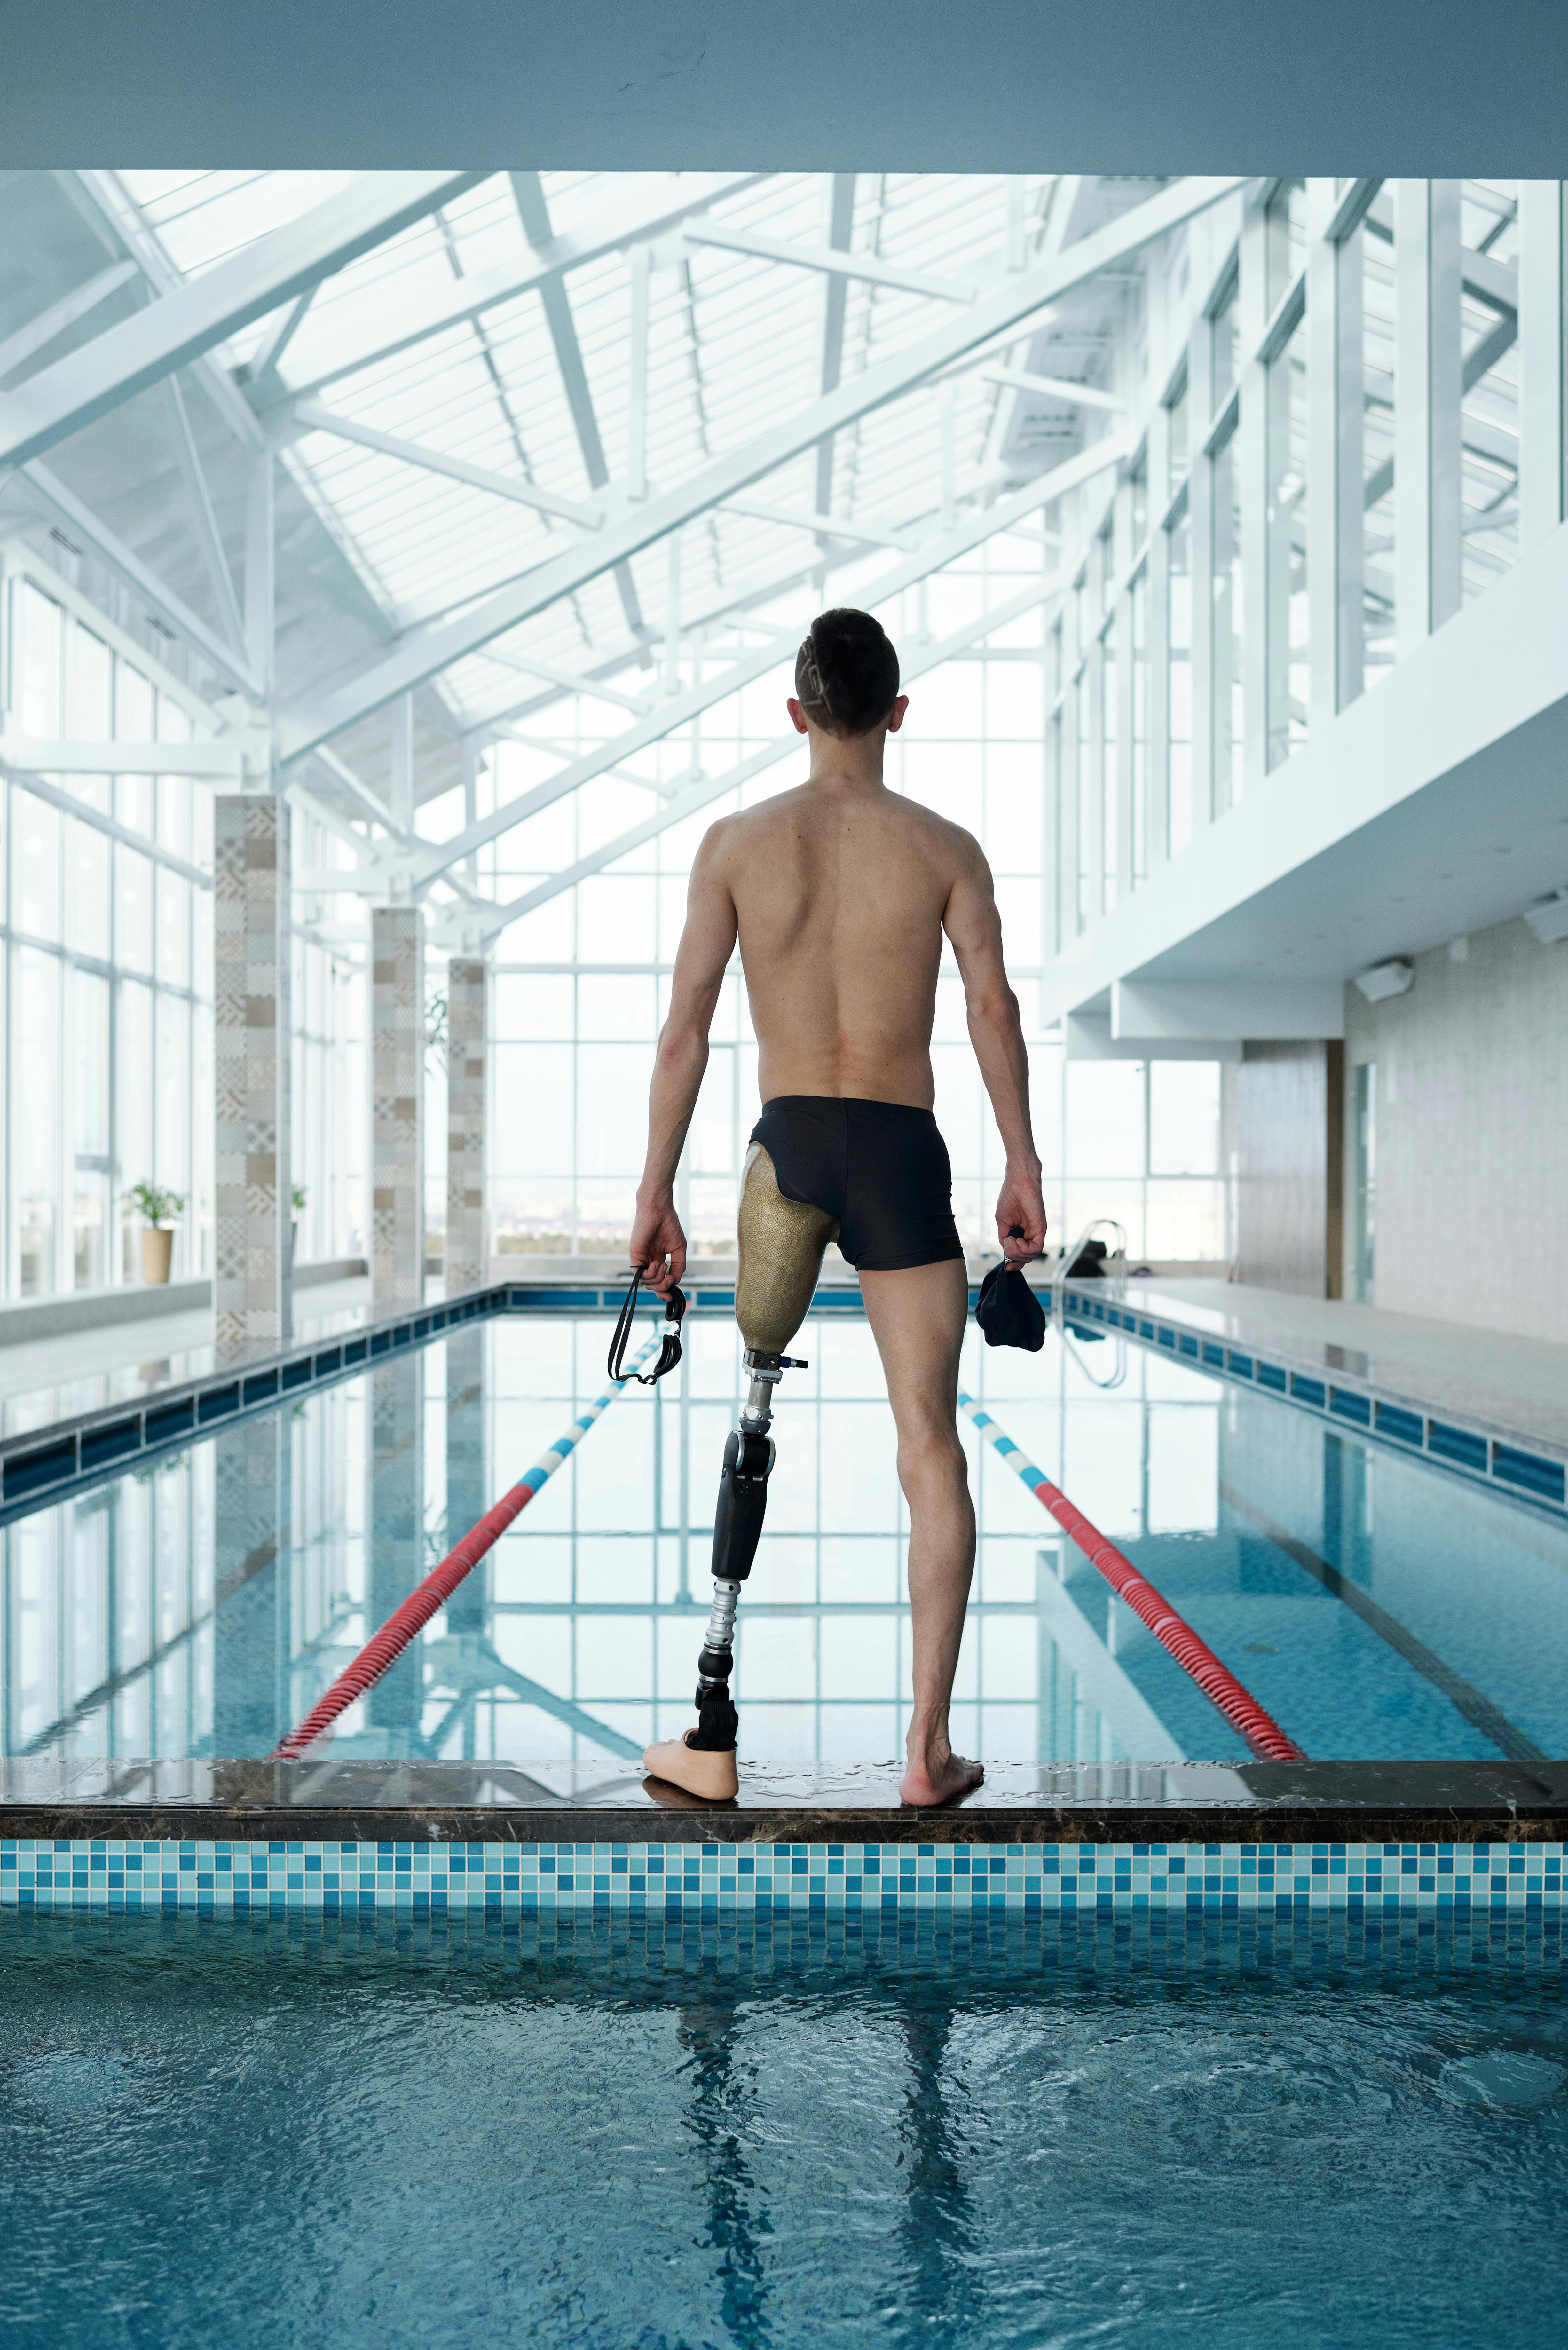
[215,795,291,1357]
[445,956,488,1295]
[371,906,424,1311]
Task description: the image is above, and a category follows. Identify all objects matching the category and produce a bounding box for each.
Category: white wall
[1343,913,1568,1339]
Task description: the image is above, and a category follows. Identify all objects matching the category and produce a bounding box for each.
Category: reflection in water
[4,1315,1566,1765]
[894,2004,983,2337]
[678,1995,774,2350]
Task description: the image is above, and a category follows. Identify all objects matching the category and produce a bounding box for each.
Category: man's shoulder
[701,787,811,855]
[886,793,983,870]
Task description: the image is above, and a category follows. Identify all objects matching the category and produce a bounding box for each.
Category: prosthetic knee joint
[689,1345,805,1751]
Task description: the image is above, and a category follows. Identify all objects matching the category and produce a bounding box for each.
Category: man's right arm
[943,832,1047,1260]
[630,823,740,1292]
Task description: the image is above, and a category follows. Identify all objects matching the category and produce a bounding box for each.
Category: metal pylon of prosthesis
[689,1344,806,1752]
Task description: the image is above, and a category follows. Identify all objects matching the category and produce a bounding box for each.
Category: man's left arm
[630,823,739,1293]
[943,832,1048,1260]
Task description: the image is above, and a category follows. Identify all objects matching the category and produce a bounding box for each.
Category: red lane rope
[958,1392,1307,1762]
[269,1337,659,1761]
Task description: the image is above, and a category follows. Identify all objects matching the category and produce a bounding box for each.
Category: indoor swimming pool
[2,1909,1564,2350]
[3,1311,1565,1770]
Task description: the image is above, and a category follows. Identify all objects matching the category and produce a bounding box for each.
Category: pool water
[2,1911,1564,2348]
[5,1313,1567,1765]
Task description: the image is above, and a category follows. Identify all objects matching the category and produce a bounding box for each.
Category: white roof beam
[164,374,247,654]
[261,172,770,409]
[248,286,317,385]
[982,366,1125,411]
[477,650,653,715]
[510,171,645,639]
[63,171,266,456]
[0,171,489,472]
[682,222,976,304]
[286,400,601,526]
[281,176,1241,762]
[465,574,1057,944]
[814,173,857,520]
[487,723,677,796]
[721,496,917,550]
[0,259,139,384]
[0,736,250,778]
[411,434,1123,890]
[16,458,262,695]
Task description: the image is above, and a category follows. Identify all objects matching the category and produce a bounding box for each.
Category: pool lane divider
[270,1334,661,1762]
[957,1393,1307,1764]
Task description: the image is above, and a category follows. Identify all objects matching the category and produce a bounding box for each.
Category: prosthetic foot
[642,1148,836,1803]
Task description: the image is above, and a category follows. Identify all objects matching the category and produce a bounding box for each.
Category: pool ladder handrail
[1049,1217,1128,1319]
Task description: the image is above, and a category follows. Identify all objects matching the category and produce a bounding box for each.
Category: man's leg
[859,1257,983,1807]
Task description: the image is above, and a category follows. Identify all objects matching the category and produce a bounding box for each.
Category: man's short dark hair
[794,608,900,737]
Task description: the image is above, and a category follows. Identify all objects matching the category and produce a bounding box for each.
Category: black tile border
[2,1758,1565,1848]
[1067,1286,1568,1519]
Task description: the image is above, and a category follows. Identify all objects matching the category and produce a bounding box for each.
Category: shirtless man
[630,607,1047,1808]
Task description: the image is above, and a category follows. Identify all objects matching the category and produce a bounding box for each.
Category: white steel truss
[459,574,1060,946]
[407,436,1125,895]
[277,177,1246,762]
[0,172,488,471]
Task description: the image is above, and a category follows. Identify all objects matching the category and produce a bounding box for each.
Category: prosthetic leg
[642,1145,838,1800]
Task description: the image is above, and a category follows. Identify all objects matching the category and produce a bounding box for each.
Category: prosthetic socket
[689,1145,838,1753]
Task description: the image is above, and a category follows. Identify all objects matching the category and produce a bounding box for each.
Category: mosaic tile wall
[445,955,487,1294]
[2,1841,1562,1915]
[371,905,424,1310]
[214,794,292,1356]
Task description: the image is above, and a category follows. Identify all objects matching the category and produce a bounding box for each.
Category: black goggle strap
[607,1268,687,1387]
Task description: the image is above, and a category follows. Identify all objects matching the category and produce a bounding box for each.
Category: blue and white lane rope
[272,1334,660,1759]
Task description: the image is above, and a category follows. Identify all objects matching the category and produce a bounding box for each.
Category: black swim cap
[795,608,901,737]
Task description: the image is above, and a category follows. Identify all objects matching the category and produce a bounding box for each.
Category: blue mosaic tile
[0,1840,1561,1915]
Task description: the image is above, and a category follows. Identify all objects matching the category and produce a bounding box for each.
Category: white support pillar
[1146,395,1173,872]
[214,795,292,1357]
[1307,179,1364,726]
[1086,535,1107,918]
[1042,661,1062,962]
[1518,179,1567,549]
[626,243,651,503]
[1187,311,1217,833]
[445,955,488,1295]
[1114,472,1137,898]
[371,905,425,1310]
[1394,179,1463,655]
[1238,199,1271,800]
[244,450,275,700]
[1058,582,1081,943]
[389,693,414,835]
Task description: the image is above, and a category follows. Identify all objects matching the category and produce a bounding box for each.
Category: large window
[4,579,213,1297]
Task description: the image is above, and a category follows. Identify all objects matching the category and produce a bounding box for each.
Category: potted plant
[123,1182,186,1285]
[291,1185,307,1270]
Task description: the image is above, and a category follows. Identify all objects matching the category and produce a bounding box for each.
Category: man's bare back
[703,779,966,1107]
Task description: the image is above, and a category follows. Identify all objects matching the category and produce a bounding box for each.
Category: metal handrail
[1048,1217,1128,1318]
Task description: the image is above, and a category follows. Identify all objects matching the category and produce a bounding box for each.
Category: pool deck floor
[1138,1279,1568,1458]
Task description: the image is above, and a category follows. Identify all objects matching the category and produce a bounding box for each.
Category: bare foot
[900,1738,985,1808]
[642,1731,739,1803]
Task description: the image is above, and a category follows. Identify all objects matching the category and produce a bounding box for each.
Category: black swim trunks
[749,1096,965,1273]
